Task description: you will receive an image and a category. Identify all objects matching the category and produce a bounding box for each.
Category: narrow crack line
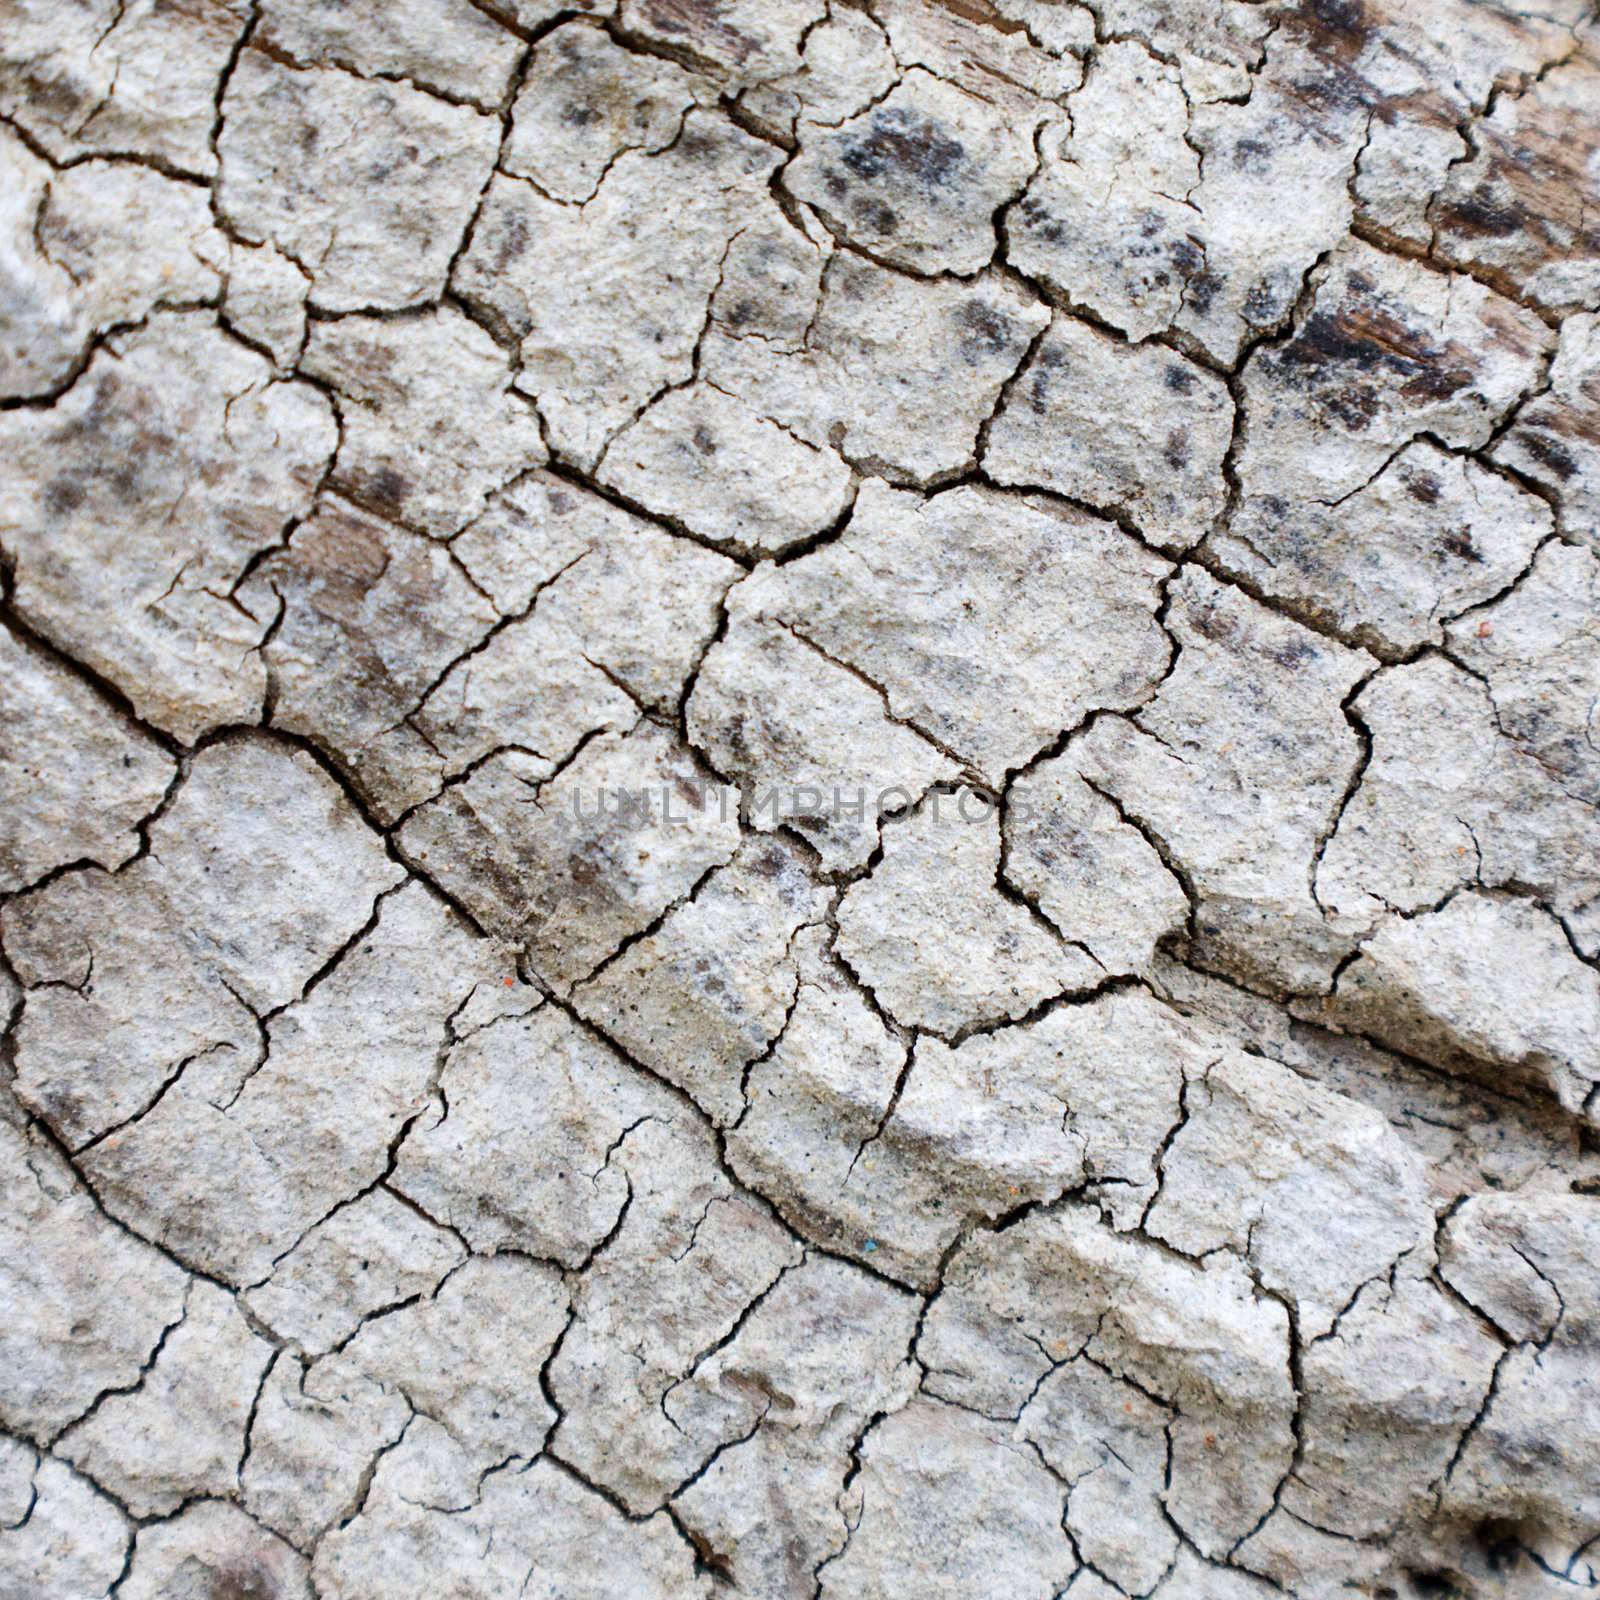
[1432,1343,1512,1510]
[666,1254,805,1433]
[325,1408,418,1537]
[566,852,728,997]
[232,1346,276,1503]
[390,546,594,736]
[535,457,758,569]
[1135,1064,1207,1234]
[48,1281,193,1450]
[70,1038,240,1157]
[1077,768,1202,947]
[766,617,977,776]
[588,217,752,485]
[1307,659,1383,918]
[240,33,512,117]
[840,1029,915,1186]
[547,989,922,1299]
[732,917,826,1127]
[0,106,212,188]
[0,296,224,418]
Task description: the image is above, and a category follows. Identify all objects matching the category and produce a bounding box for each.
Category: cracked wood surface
[0,1,1598,1597]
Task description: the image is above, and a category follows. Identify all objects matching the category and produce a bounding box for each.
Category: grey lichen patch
[787,69,1044,276]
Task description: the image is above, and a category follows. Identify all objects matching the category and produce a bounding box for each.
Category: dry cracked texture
[0,2,1598,1598]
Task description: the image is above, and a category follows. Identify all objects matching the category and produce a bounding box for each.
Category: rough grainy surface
[0,1,1598,1597]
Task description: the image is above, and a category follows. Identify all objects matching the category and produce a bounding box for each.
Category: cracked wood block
[919,1201,1295,1560]
[254,0,527,109]
[786,69,1045,277]
[985,310,1234,551]
[1004,755,1190,976]
[1316,654,1598,930]
[687,604,960,871]
[1350,0,1585,251]
[0,625,174,893]
[505,20,714,203]
[1214,440,1553,658]
[598,379,855,556]
[217,51,502,313]
[617,0,823,93]
[398,719,742,988]
[1444,541,1600,818]
[0,1439,130,1597]
[456,110,781,469]
[298,306,548,539]
[738,479,1172,784]
[1495,311,1600,550]
[0,1121,189,1441]
[1072,568,1375,996]
[316,1454,707,1600]
[0,127,230,400]
[1320,892,1600,1125]
[819,1395,1078,1600]
[572,834,830,1125]
[545,1119,804,1511]
[836,790,1105,1036]
[700,249,1050,485]
[1,4,1598,1595]
[73,881,495,1286]
[6,736,403,1149]
[736,5,899,142]
[0,0,252,177]
[0,314,338,742]
[1235,238,1553,514]
[1433,52,1600,316]
[1437,1194,1600,1561]
[56,1279,273,1517]
[242,1186,466,1358]
[120,1501,312,1600]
